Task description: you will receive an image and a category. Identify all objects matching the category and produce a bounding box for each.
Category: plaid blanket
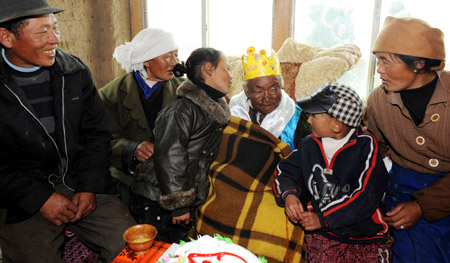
[196,116,305,263]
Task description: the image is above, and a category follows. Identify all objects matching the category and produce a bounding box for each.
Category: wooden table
[112,241,171,263]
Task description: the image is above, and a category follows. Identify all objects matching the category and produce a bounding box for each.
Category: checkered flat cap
[297,82,364,127]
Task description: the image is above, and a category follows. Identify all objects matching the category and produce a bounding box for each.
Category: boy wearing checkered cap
[274,83,390,262]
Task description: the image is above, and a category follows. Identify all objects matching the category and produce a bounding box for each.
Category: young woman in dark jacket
[130,47,231,243]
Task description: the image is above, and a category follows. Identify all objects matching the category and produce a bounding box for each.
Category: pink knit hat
[372,16,445,70]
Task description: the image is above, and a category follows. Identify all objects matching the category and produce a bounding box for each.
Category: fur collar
[177,80,230,125]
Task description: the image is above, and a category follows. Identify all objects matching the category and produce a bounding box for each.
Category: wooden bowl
[123,224,157,255]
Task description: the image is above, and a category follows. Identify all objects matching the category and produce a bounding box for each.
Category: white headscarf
[113,28,178,74]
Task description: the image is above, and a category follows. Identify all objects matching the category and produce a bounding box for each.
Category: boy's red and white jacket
[274,127,390,244]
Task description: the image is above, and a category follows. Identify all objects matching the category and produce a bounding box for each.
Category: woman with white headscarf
[99,28,183,211]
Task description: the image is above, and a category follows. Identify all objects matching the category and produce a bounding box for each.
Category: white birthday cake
[157,234,266,263]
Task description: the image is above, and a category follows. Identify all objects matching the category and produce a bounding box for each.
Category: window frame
[140,0,431,100]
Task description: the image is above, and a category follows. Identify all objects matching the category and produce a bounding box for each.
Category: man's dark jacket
[0,48,116,223]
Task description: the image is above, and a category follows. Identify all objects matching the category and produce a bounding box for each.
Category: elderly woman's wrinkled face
[375,52,418,92]
[144,50,179,81]
[245,75,282,115]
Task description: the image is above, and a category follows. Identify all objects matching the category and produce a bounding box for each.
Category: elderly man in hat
[0,0,136,262]
[229,46,310,149]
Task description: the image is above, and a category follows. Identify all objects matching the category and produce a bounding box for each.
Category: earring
[414,69,418,73]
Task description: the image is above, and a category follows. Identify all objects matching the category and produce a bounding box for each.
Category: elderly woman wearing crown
[229,47,310,149]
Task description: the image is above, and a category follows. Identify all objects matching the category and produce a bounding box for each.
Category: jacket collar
[52,48,85,75]
[177,80,230,125]
[120,73,152,133]
[1,48,84,81]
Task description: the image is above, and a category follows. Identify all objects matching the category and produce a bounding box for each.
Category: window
[146,0,272,61]
[146,0,202,61]
[208,0,273,56]
[294,0,375,99]
[146,0,449,100]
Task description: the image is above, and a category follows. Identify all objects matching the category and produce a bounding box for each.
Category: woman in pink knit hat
[367,16,450,262]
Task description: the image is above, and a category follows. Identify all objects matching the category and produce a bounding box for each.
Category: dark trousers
[0,184,136,263]
[128,193,192,244]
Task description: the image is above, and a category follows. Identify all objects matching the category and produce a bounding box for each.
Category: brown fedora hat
[0,0,64,24]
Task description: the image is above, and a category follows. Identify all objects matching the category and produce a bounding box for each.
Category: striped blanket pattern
[195,116,305,263]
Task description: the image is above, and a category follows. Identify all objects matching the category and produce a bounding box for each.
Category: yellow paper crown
[242,46,281,81]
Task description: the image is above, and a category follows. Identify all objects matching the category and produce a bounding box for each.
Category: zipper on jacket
[58,76,72,190]
[4,78,73,190]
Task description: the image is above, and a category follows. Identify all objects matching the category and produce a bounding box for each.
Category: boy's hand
[299,211,321,231]
[285,195,305,223]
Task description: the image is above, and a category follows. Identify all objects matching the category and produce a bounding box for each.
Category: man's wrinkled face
[245,75,282,115]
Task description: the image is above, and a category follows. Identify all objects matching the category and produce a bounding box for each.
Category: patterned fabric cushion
[280,62,302,101]
[63,229,97,263]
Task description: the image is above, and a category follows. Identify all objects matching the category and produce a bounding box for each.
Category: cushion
[280,62,302,101]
